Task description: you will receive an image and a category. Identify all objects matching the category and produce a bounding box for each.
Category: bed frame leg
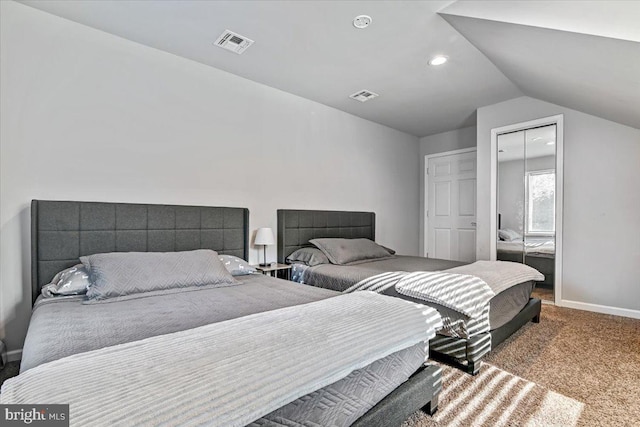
[467,361,480,376]
[532,314,541,323]
[422,394,439,416]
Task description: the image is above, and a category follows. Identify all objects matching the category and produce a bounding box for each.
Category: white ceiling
[441,0,640,43]
[17,0,522,137]
[17,1,640,137]
[440,1,640,130]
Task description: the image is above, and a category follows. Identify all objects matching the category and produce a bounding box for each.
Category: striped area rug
[403,363,584,427]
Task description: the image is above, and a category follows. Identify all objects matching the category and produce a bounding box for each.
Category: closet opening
[491,116,563,304]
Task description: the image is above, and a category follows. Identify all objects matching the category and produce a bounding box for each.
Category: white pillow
[498,229,521,242]
[219,255,257,276]
[41,264,90,297]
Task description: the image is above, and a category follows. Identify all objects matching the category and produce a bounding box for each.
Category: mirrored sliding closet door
[497,124,557,302]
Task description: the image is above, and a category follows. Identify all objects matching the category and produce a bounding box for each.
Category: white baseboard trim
[559,299,640,319]
[7,349,22,362]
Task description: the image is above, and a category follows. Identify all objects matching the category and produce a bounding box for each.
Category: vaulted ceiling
[19,1,640,136]
[440,1,640,131]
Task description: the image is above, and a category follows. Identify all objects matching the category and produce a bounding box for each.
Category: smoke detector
[350,90,379,103]
[214,30,254,55]
[353,15,372,29]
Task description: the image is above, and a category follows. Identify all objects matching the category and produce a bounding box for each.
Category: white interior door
[427,151,477,262]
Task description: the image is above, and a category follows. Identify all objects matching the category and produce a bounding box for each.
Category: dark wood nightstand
[253,263,292,280]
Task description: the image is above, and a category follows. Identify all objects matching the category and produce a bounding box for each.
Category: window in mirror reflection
[526,170,555,234]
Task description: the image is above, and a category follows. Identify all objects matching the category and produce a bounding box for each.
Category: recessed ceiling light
[353,15,372,29]
[546,141,555,145]
[428,55,448,66]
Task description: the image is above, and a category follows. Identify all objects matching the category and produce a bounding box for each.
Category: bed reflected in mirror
[497,125,556,302]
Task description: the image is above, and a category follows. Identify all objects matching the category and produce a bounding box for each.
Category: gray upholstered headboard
[277,209,375,263]
[31,200,249,303]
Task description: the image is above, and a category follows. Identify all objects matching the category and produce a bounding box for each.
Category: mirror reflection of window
[526,170,555,234]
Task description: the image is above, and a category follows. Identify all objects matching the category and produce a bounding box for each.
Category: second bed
[278,209,543,375]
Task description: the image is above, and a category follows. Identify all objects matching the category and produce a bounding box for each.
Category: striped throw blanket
[1,292,441,427]
[346,271,495,319]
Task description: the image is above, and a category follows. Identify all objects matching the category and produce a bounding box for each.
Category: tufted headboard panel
[31,200,249,303]
[277,209,375,263]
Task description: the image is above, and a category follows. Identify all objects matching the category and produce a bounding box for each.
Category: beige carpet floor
[404,304,640,427]
[531,286,553,302]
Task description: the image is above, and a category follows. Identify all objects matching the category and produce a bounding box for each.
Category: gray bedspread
[298,256,534,331]
[252,344,427,427]
[6,292,437,427]
[20,275,436,427]
[21,274,337,372]
[300,256,466,292]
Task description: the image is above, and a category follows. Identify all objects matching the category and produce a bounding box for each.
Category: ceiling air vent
[349,90,379,103]
[214,30,254,55]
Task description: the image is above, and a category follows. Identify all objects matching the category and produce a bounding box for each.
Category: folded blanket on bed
[345,261,543,321]
[346,271,494,318]
[1,292,441,427]
[444,260,545,295]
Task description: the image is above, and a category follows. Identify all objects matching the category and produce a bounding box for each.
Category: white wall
[0,2,420,353]
[418,126,477,255]
[497,159,526,234]
[477,96,640,314]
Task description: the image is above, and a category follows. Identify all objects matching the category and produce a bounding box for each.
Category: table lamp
[255,227,275,266]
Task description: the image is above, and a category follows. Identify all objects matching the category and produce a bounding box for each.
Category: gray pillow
[41,264,90,297]
[309,238,393,265]
[219,255,256,276]
[82,249,237,300]
[286,247,330,266]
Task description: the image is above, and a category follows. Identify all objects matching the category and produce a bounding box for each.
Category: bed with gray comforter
[11,200,445,427]
[277,209,544,375]
[10,288,441,427]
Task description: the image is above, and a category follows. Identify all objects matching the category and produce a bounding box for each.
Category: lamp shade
[255,227,275,246]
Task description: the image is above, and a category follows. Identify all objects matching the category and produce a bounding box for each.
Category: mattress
[296,255,534,333]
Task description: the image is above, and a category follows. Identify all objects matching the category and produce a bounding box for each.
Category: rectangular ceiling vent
[349,90,379,103]
[214,30,254,55]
